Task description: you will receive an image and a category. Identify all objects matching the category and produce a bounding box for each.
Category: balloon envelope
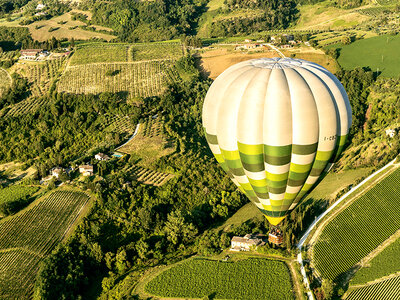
[202,58,352,226]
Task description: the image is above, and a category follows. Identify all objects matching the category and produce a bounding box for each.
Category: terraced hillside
[312,167,400,281]
[0,190,90,299]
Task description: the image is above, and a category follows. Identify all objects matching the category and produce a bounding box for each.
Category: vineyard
[0,97,49,118]
[145,258,293,299]
[14,59,65,96]
[312,168,400,281]
[0,190,90,298]
[70,43,129,65]
[0,68,11,97]
[70,42,183,65]
[129,165,173,186]
[57,60,176,98]
[346,275,400,300]
[350,234,400,285]
[129,42,183,61]
[100,114,136,135]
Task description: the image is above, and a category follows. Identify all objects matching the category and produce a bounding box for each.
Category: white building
[95,153,110,161]
[50,167,64,178]
[230,234,265,251]
[36,3,46,10]
[79,164,94,176]
[386,129,397,138]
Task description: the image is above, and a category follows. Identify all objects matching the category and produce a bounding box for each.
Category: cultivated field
[1,97,49,118]
[14,59,65,96]
[350,235,400,285]
[70,42,183,65]
[117,116,175,165]
[58,42,182,97]
[145,258,294,299]
[346,275,400,300]
[0,68,11,97]
[0,189,90,298]
[338,34,400,78]
[128,165,173,186]
[57,61,174,97]
[312,167,400,280]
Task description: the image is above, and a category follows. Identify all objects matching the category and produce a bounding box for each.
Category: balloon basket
[268,226,283,246]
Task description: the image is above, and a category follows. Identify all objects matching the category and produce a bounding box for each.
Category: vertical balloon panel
[203,58,352,226]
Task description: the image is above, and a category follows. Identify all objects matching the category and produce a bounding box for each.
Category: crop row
[346,275,400,300]
[71,42,183,66]
[0,190,89,253]
[145,258,293,300]
[18,59,64,96]
[98,114,136,135]
[2,97,49,118]
[142,117,163,138]
[313,168,400,280]
[0,190,90,298]
[0,249,41,298]
[130,165,172,186]
[57,60,174,98]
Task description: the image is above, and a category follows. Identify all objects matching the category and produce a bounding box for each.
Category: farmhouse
[20,49,43,60]
[386,129,397,138]
[79,164,94,176]
[95,153,110,161]
[36,3,46,10]
[50,167,64,178]
[230,234,265,251]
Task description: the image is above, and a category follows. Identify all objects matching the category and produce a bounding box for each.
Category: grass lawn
[145,257,294,299]
[338,34,400,77]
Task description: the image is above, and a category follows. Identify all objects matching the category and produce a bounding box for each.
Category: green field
[70,44,129,65]
[0,186,39,205]
[338,34,400,77]
[346,275,400,300]
[351,236,400,285]
[313,168,400,281]
[0,190,90,298]
[145,258,293,299]
[70,42,183,65]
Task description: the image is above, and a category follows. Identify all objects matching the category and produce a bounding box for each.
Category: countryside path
[116,123,140,150]
[296,158,397,300]
[267,43,285,58]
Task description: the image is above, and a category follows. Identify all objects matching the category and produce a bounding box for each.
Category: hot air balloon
[202,57,351,244]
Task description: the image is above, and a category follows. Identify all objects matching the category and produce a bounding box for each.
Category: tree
[164,210,198,245]
[322,279,334,299]
[342,35,351,45]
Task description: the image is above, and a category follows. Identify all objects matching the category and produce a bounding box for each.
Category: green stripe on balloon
[205,132,218,145]
[292,143,318,155]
